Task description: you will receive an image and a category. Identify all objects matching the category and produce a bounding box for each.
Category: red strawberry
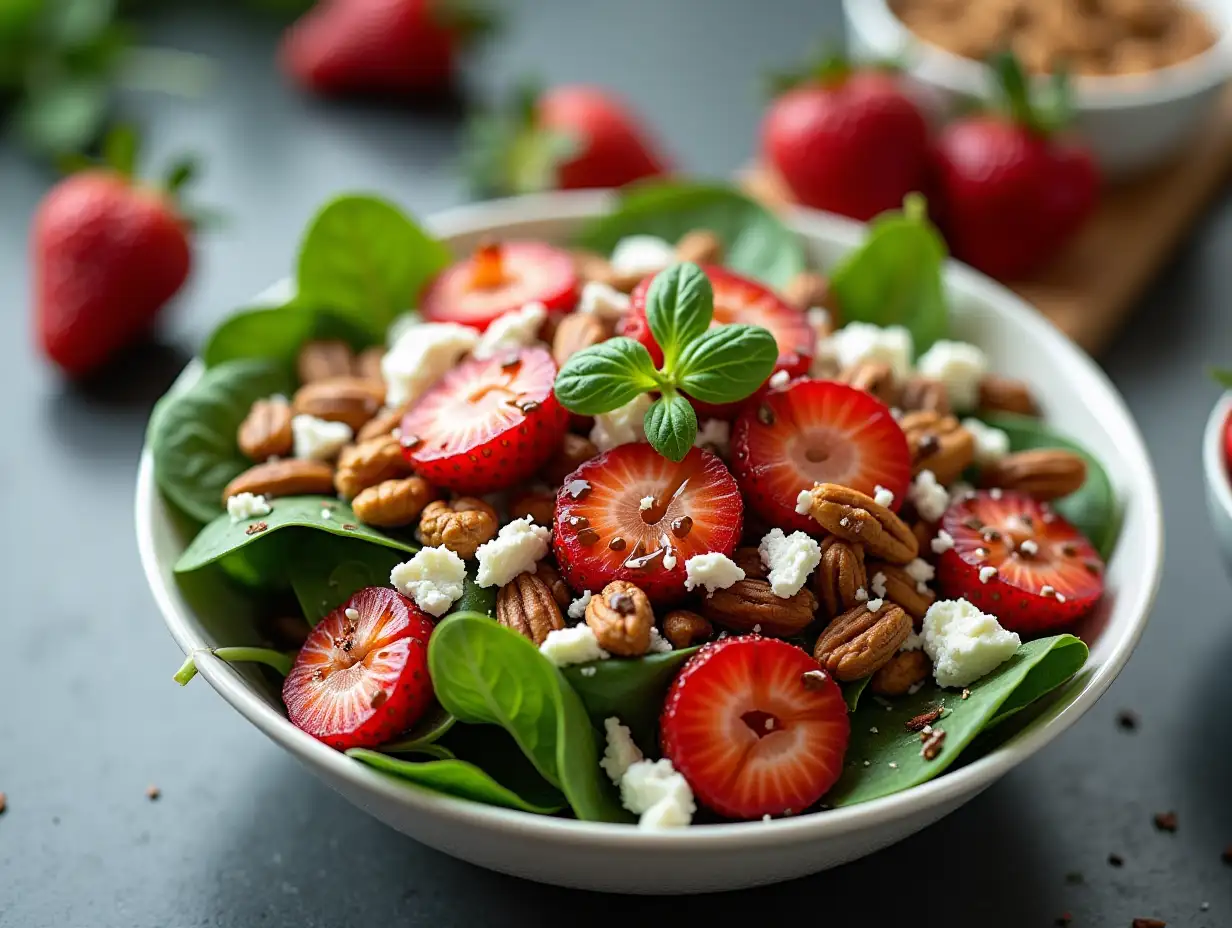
[280,0,493,97]
[282,587,435,751]
[661,636,849,820]
[931,54,1098,281]
[731,379,911,533]
[1224,408,1232,471]
[936,490,1105,633]
[552,444,742,603]
[761,58,929,222]
[33,133,195,377]
[400,346,567,494]
[421,241,577,331]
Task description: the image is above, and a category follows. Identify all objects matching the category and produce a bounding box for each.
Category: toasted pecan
[497,572,565,645]
[870,649,932,696]
[586,581,654,656]
[351,477,436,527]
[334,434,412,500]
[803,484,919,565]
[292,377,386,433]
[979,449,1087,500]
[661,610,714,649]
[222,459,335,503]
[900,410,975,485]
[237,397,293,462]
[813,602,912,682]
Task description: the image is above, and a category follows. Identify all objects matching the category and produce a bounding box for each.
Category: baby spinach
[380,703,457,754]
[451,574,497,619]
[285,531,411,625]
[150,359,293,524]
[826,634,1087,807]
[576,181,806,287]
[562,648,697,753]
[828,194,949,355]
[428,612,631,823]
[202,303,376,372]
[175,496,415,574]
[982,413,1121,559]
[842,676,871,713]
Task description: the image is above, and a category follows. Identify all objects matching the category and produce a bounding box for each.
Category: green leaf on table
[826,634,1087,807]
[981,413,1121,559]
[286,531,409,625]
[149,359,293,524]
[175,496,415,574]
[428,612,631,823]
[379,703,457,755]
[675,324,779,403]
[643,393,697,463]
[645,262,713,370]
[842,676,871,713]
[829,194,949,355]
[201,303,377,371]
[576,181,807,287]
[553,337,660,415]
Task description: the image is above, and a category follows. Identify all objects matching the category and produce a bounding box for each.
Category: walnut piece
[496,572,565,645]
[804,484,919,565]
[813,602,912,682]
[297,340,354,384]
[292,377,386,432]
[334,434,412,500]
[870,649,932,696]
[586,581,654,656]
[662,610,714,649]
[979,449,1087,501]
[701,578,817,637]
[351,476,436,527]
[237,398,293,462]
[222,459,335,503]
[417,497,498,559]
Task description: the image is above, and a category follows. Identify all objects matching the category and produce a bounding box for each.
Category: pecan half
[813,602,912,682]
[334,434,412,500]
[571,249,645,292]
[534,560,572,610]
[552,313,607,367]
[356,403,408,443]
[675,229,723,265]
[701,579,817,637]
[292,377,386,432]
[868,562,936,620]
[871,649,931,696]
[731,546,768,580]
[662,610,714,649]
[803,484,919,565]
[509,489,556,526]
[418,497,498,559]
[839,360,899,407]
[815,537,868,618]
[297,340,354,384]
[541,433,599,485]
[586,581,654,656]
[979,449,1087,500]
[237,397,293,461]
[911,518,937,552]
[351,477,436,527]
[781,271,832,312]
[899,375,951,417]
[496,572,565,645]
[900,411,975,485]
[978,374,1039,417]
[222,459,335,503]
[353,345,385,383]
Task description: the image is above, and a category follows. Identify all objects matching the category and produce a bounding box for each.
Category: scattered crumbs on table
[1064,871,1084,885]
[1200,902,1210,912]
[1116,708,1140,731]
[1153,810,1177,832]
[145,785,161,801]
[0,792,6,815]
[1108,853,1124,867]
[1131,919,1166,928]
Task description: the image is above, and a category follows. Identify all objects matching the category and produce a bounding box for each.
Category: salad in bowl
[139,182,1158,891]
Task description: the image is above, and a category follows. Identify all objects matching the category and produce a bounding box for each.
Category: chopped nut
[813,602,911,681]
[334,434,412,500]
[237,397,293,462]
[571,248,645,292]
[899,375,951,417]
[509,489,556,526]
[839,360,899,407]
[417,497,497,559]
[1153,811,1178,832]
[352,477,436,527]
[661,610,714,649]
[356,403,409,443]
[803,484,918,564]
[496,572,565,645]
[292,377,386,433]
[674,229,723,265]
[297,339,354,384]
[900,411,975,485]
[870,649,932,696]
[541,433,600,485]
[552,312,608,367]
[979,449,1087,501]
[586,581,654,656]
[222,459,336,503]
[905,705,944,732]
[919,728,946,761]
[731,545,768,580]
[815,537,867,618]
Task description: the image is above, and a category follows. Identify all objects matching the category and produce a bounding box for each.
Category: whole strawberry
[281,0,495,97]
[931,53,1099,280]
[32,128,195,377]
[467,82,669,197]
[761,56,929,221]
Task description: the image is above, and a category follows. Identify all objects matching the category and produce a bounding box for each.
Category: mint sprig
[553,261,778,462]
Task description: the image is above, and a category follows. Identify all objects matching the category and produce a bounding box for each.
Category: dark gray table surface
[2,3,1230,925]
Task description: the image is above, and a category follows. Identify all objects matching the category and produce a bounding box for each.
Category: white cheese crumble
[472,301,547,360]
[320,508,333,520]
[917,340,988,411]
[962,417,1011,467]
[386,310,422,346]
[921,598,1021,688]
[590,393,653,452]
[620,758,695,829]
[931,529,956,554]
[381,321,480,408]
[647,627,673,653]
[540,624,610,667]
[795,488,814,516]
[828,322,914,380]
[768,369,790,389]
[870,571,888,599]
[639,496,656,511]
[1018,539,1039,556]
[855,587,869,602]
[905,558,936,585]
[900,631,924,652]
[662,549,678,570]
[474,517,551,587]
[683,553,746,594]
[567,590,593,621]
[758,528,821,598]
[390,546,467,617]
[867,598,884,612]
[874,485,895,508]
[291,414,353,461]
[909,469,950,523]
[600,717,644,785]
[344,607,360,621]
[227,492,271,523]
[694,418,731,456]
[609,234,676,276]
[806,306,831,340]
[979,566,998,584]
[577,280,630,318]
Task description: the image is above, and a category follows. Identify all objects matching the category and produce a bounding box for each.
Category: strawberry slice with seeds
[661,636,849,820]
[401,346,567,494]
[422,241,578,331]
[731,379,911,533]
[282,587,435,751]
[936,490,1105,633]
[553,443,743,603]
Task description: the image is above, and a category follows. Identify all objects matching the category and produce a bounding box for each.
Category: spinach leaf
[150,360,293,524]
[296,194,452,338]
[826,635,1087,807]
[427,612,630,823]
[202,303,376,371]
[981,413,1121,559]
[285,531,410,625]
[576,181,806,287]
[828,194,949,355]
[379,703,457,754]
[175,496,415,574]
[842,676,871,713]
[451,573,497,618]
[561,648,698,753]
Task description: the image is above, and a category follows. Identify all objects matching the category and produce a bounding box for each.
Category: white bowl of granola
[136,187,1162,893]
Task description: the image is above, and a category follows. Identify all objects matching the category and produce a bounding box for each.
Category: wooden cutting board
[741,89,1232,354]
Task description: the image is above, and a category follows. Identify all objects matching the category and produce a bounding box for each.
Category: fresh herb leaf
[645,262,713,370]
[553,337,661,415]
[675,324,778,403]
[286,532,409,625]
[202,303,377,371]
[643,393,698,463]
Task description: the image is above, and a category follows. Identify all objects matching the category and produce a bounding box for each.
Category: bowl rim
[843,0,1232,109]
[135,188,1164,850]
[1203,391,1232,519]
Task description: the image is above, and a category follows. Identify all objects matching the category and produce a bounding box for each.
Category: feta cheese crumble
[795,488,814,515]
[390,546,467,616]
[291,414,353,461]
[567,590,593,621]
[472,302,547,359]
[904,558,936,585]
[694,418,731,456]
[1018,539,1039,556]
[874,485,895,508]
[768,369,790,389]
[639,496,656,511]
[758,528,821,598]
[590,393,653,451]
[577,280,630,318]
[828,322,914,380]
[474,517,551,587]
[921,598,1021,688]
[609,234,676,276]
[620,758,695,829]
[227,492,271,523]
[900,631,924,652]
[917,340,988,411]
[909,469,950,523]
[870,571,888,599]
[979,566,998,584]
[540,624,610,667]
[647,627,673,653]
[683,553,745,594]
[600,717,644,785]
[931,529,955,554]
[867,598,884,612]
[381,321,480,407]
[661,548,678,570]
[962,417,1011,466]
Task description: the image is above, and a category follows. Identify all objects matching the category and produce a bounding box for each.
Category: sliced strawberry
[553,443,743,603]
[422,240,577,331]
[401,346,567,494]
[282,587,435,751]
[661,636,849,820]
[731,379,911,533]
[936,490,1105,633]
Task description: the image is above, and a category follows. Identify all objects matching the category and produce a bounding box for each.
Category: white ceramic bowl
[1203,392,1232,569]
[843,0,1232,178]
[135,191,1164,894]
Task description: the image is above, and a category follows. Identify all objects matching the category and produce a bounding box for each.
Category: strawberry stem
[174,647,294,686]
[988,51,1074,137]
